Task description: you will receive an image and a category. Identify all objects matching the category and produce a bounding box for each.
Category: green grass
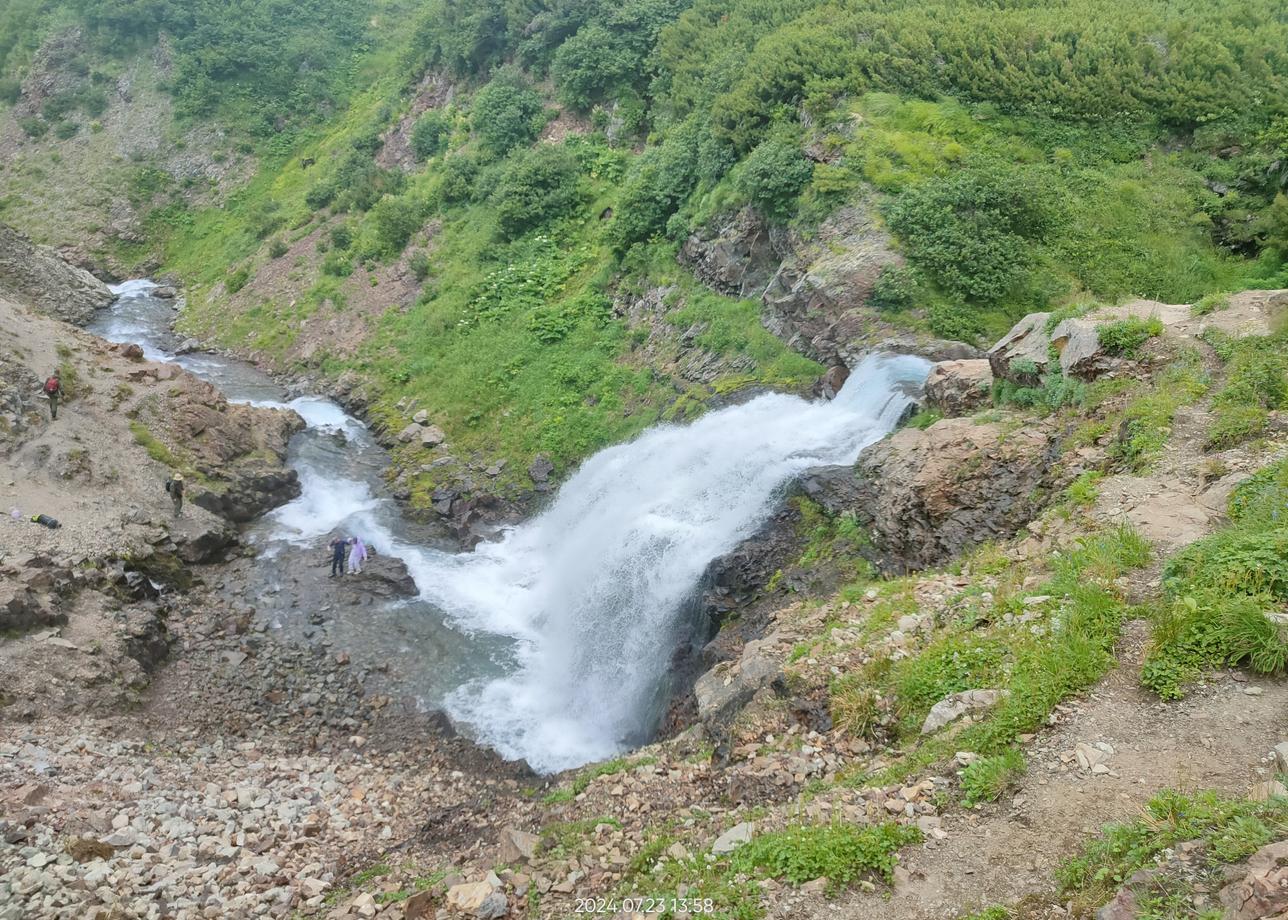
[1203,332,1288,450]
[129,420,181,468]
[1057,790,1288,915]
[730,822,922,891]
[960,748,1026,806]
[1109,355,1209,470]
[1143,457,1288,699]
[542,755,657,804]
[1064,470,1102,508]
[846,525,1150,788]
[1096,316,1163,357]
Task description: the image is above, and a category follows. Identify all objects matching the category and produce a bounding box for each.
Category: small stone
[711,822,754,855]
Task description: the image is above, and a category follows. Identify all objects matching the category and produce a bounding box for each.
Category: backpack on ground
[165,480,172,494]
[44,377,59,395]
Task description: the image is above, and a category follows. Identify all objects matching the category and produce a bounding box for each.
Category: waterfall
[95,281,929,774]
[402,354,931,772]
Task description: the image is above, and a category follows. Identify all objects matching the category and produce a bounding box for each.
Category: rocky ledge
[0,223,113,325]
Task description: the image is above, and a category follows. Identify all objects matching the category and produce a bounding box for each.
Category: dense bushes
[609,123,701,248]
[733,137,813,220]
[18,0,374,129]
[492,145,583,239]
[885,169,1054,303]
[411,110,452,161]
[472,73,546,156]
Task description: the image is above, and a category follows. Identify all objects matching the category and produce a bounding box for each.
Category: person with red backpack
[43,373,62,420]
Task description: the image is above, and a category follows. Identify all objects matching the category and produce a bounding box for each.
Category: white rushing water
[403,353,930,771]
[98,280,929,773]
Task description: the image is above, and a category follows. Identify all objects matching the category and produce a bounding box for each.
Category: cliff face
[0,223,114,324]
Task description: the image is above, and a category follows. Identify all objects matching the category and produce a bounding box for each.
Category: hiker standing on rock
[328,537,348,578]
[42,372,63,420]
[347,536,368,575]
[166,472,185,518]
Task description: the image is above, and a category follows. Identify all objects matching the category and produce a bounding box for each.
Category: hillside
[3,0,1288,508]
[5,3,1288,920]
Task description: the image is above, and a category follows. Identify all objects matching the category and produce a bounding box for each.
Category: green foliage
[733,137,813,221]
[225,265,251,294]
[1109,359,1209,470]
[1204,333,1288,449]
[730,822,922,890]
[886,167,1054,304]
[410,110,452,161]
[1057,791,1288,912]
[1192,293,1230,316]
[960,749,1026,806]
[993,371,1085,414]
[1096,316,1163,357]
[492,145,583,240]
[369,193,427,255]
[551,24,639,110]
[268,238,289,259]
[1065,471,1102,507]
[610,123,701,249]
[472,72,545,156]
[868,266,920,313]
[29,0,372,131]
[1144,457,1288,699]
[0,77,19,105]
[904,409,941,431]
[1142,591,1286,700]
[19,115,47,138]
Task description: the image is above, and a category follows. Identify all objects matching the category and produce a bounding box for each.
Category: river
[92,281,930,772]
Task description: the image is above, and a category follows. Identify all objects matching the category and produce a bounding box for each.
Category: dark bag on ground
[165,480,172,493]
[31,514,60,529]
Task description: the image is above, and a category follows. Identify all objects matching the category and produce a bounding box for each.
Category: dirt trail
[816,624,1288,920]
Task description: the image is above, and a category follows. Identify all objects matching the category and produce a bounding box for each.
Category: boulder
[398,424,421,443]
[921,689,1009,735]
[446,881,508,919]
[1049,317,1119,379]
[0,224,114,325]
[924,360,993,416]
[1220,840,1288,920]
[419,425,447,448]
[694,638,781,726]
[987,312,1052,385]
[528,455,554,484]
[847,417,1058,573]
[711,822,755,855]
[412,410,430,425]
[496,826,541,865]
[681,203,903,364]
[816,365,850,400]
[336,555,418,601]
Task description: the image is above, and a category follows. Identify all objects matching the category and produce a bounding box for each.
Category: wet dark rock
[528,455,554,484]
[192,468,302,524]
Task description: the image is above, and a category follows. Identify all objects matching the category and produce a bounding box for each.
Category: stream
[92,281,930,772]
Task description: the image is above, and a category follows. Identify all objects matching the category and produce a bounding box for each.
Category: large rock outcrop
[126,357,305,521]
[0,224,114,324]
[681,204,904,363]
[925,359,994,416]
[844,418,1059,573]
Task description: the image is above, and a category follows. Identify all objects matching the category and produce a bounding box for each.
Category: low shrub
[492,144,583,239]
[411,109,452,160]
[961,748,1026,805]
[730,822,922,890]
[225,265,251,294]
[733,137,813,221]
[1096,316,1163,357]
